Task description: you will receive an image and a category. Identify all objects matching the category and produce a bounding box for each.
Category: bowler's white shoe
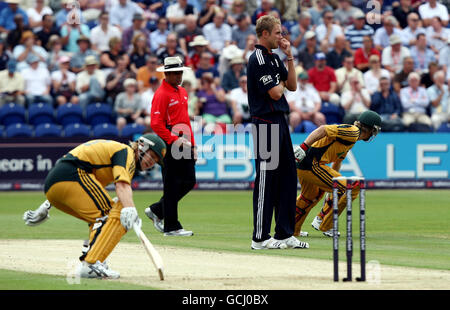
[78,261,120,279]
[282,236,309,249]
[323,229,340,238]
[311,215,322,231]
[251,237,286,250]
[164,229,193,236]
[145,207,164,233]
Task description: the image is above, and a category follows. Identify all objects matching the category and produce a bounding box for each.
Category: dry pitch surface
[1,239,449,290]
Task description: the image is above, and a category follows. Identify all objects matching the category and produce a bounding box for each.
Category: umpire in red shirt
[247,15,309,250]
[145,56,196,237]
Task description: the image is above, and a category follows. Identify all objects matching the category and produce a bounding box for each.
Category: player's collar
[162,79,179,91]
[255,44,273,55]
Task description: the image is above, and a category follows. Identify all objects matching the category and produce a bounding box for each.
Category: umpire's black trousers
[252,112,297,242]
[150,145,196,232]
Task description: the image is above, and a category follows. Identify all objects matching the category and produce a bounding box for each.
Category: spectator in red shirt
[307,52,337,103]
[354,35,381,73]
[146,56,196,237]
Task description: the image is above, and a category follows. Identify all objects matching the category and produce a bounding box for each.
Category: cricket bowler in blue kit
[247,15,309,250]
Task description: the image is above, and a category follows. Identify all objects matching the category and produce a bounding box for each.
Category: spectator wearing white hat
[186,35,211,70]
[52,55,77,106]
[76,55,106,110]
[381,34,411,75]
[221,56,246,93]
[400,72,432,130]
[114,78,144,132]
[297,30,319,71]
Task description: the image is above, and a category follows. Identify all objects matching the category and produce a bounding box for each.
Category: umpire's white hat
[156,56,191,72]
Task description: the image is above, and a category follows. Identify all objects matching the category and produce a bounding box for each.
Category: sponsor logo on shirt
[260,75,273,85]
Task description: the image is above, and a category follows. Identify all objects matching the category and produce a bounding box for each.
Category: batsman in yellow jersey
[293,111,381,237]
[22,134,166,279]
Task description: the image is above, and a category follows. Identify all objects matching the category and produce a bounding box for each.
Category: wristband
[300,142,309,151]
[287,57,294,61]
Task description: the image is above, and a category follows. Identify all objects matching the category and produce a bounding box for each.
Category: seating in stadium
[28,103,55,126]
[92,123,119,137]
[56,103,84,126]
[5,123,33,137]
[35,123,62,137]
[0,103,26,127]
[86,103,113,126]
[64,123,91,137]
[120,123,146,138]
[437,122,450,133]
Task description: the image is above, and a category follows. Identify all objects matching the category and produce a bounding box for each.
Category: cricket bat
[133,223,164,280]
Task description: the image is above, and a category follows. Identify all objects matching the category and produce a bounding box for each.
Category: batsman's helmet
[357,110,382,141]
[136,134,166,167]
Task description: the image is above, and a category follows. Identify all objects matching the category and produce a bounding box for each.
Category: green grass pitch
[1,190,449,289]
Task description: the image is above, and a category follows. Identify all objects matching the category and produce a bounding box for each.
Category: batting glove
[23,200,52,226]
[120,207,141,231]
[294,142,309,164]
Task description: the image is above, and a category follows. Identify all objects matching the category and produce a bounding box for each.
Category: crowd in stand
[0,0,449,137]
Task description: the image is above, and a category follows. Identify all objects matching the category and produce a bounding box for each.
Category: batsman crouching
[22,134,166,279]
[293,110,381,237]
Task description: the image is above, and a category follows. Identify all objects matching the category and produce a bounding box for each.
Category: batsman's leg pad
[294,195,314,236]
[84,202,126,264]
